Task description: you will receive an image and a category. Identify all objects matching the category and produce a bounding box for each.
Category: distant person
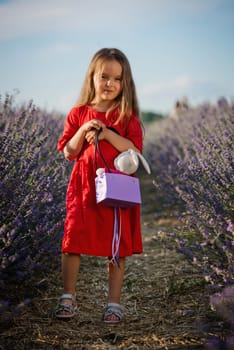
[169,96,189,120]
[55,48,144,323]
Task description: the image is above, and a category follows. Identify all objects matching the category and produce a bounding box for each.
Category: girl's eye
[99,74,122,82]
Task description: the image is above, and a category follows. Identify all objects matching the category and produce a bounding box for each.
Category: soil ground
[0,178,229,350]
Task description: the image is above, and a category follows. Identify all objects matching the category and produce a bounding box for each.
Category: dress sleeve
[125,114,143,152]
[57,107,80,151]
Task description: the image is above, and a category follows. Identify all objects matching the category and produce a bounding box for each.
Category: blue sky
[0,0,233,114]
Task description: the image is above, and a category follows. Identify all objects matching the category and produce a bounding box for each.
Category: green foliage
[141,111,164,124]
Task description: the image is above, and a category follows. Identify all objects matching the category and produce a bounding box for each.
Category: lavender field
[0,94,233,349]
[144,98,234,347]
[0,94,70,315]
[144,98,233,287]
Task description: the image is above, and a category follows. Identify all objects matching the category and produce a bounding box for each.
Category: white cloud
[140,75,193,95]
[0,0,224,40]
[0,0,75,39]
[0,0,142,39]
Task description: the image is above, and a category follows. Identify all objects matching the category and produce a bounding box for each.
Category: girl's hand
[82,119,106,144]
[85,129,97,144]
[64,119,106,159]
[85,127,108,144]
[80,119,105,134]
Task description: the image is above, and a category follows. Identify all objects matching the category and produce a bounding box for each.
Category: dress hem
[61,250,143,257]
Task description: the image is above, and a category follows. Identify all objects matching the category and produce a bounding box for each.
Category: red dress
[57,105,143,257]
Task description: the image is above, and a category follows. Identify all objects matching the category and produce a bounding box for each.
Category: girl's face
[92,59,123,108]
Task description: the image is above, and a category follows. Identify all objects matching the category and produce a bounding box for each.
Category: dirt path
[0,206,211,350]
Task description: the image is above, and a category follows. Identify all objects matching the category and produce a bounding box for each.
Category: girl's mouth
[104,89,113,93]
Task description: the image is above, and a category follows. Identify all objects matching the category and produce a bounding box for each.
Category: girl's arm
[103,128,141,153]
[64,127,86,160]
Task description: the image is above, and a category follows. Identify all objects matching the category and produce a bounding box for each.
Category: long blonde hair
[77,48,140,124]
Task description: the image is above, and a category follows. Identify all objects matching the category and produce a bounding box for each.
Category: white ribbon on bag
[114,149,151,175]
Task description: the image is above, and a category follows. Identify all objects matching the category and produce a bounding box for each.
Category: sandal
[55,293,77,319]
[103,303,125,324]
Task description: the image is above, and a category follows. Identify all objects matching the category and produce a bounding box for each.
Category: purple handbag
[95,170,141,208]
[94,129,141,208]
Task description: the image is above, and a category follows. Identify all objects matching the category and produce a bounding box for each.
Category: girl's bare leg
[57,253,80,315]
[62,253,80,293]
[106,257,125,321]
[108,257,125,303]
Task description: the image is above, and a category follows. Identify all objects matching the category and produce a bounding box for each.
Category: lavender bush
[0,94,69,314]
[144,98,234,344]
[144,98,233,287]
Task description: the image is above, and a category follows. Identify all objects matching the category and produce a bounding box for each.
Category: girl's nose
[106,79,113,87]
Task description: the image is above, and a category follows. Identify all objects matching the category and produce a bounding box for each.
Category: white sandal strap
[106,303,124,310]
[59,293,76,301]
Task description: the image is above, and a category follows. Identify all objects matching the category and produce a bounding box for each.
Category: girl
[55,48,143,323]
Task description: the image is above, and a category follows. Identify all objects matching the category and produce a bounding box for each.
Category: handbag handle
[94,127,120,172]
[94,128,111,172]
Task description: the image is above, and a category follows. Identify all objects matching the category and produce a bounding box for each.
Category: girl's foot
[103,303,125,324]
[55,293,77,319]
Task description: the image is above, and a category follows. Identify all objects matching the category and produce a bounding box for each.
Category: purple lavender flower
[0,94,68,317]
